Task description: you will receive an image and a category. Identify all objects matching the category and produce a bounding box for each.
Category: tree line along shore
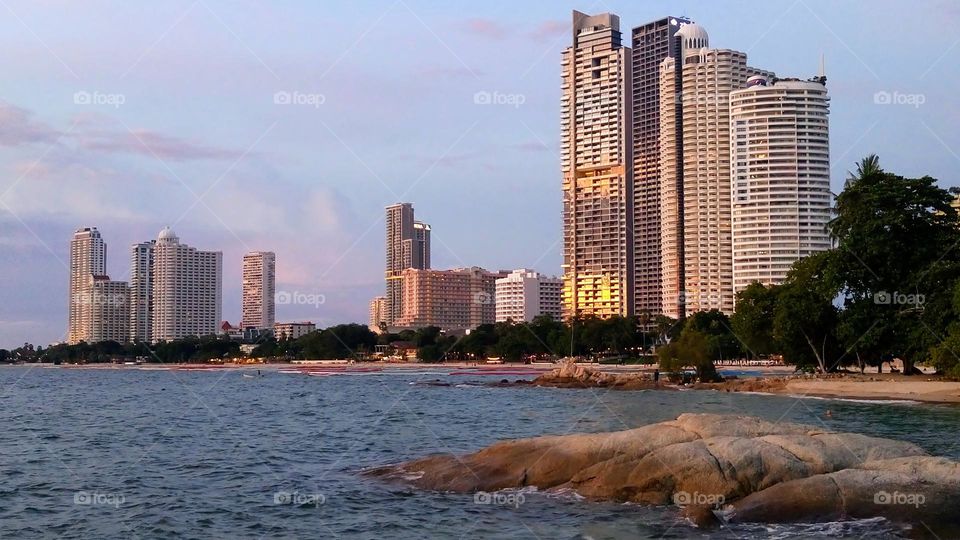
[5,155,960,385]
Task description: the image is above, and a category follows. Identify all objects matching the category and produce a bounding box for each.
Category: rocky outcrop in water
[530,361,667,390]
[366,414,960,535]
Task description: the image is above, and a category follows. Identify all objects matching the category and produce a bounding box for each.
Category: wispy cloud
[0,101,246,162]
[512,141,553,153]
[529,20,567,42]
[418,66,485,79]
[77,128,246,161]
[461,18,509,39]
[0,102,62,146]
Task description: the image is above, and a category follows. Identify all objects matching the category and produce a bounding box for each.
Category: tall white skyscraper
[151,227,222,342]
[129,240,155,343]
[68,227,107,344]
[730,75,832,295]
[242,251,276,330]
[659,23,773,316]
[67,227,129,344]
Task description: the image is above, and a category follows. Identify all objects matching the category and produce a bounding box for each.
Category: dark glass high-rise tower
[630,16,689,319]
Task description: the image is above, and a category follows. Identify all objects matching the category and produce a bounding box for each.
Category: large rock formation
[366,414,960,534]
[530,361,667,389]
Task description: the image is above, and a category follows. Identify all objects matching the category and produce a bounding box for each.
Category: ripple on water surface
[0,366,957,539]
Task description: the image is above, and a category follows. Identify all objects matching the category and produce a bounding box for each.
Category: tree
[683,310,741,361]
[657,329,721,382]
[829,155,960,374]
[730,283,780,358]
[773,253,841,372]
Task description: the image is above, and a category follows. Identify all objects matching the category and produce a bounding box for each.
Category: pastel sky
[1,0,958,348]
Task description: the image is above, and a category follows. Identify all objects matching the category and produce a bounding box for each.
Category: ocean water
[1,366,958,539]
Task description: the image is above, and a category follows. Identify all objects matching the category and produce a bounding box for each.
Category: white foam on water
[783,393,920,405]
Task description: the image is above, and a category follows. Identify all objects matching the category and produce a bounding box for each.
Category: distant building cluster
[67,227,308,345]
[371,203,561,333]
[561,11,832,320]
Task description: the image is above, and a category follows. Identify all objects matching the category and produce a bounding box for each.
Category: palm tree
[847,154,882,185]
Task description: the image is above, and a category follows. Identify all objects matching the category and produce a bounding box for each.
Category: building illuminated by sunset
[561,10,633,319]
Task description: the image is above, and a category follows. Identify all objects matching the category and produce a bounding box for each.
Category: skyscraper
[385,202,430,325]
[241,251,276,329]
[67,227,106,344]
[368,295,386,332]
[88,276,130,344]
[67,227,130,344]
[561,10,633,319]
[129,240,155,343]
[660,23,773,316]
[151,227,222,342]
[631,16,689,319]
[730,75,831,295]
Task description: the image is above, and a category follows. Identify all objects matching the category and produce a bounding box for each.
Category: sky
[0,0,958,348]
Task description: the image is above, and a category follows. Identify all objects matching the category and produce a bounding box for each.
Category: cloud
[462,18,510,39]
[530,20,567,42]
[0,102,62,146]
[418,66,484,79]
[512,141,553,153]
[0,101,244,162]
[399,151,481,168]
[76,128,246,162]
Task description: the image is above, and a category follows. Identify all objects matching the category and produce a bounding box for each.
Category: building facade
[730,75,831,295]
[67,227,107,344]
[129,240,155,343]
[494,269,563,323]
[631,16,689,319]
[561,10,633,320]
[241,251,276,329]
[151,227,222,342]
[88,276,130,344]
[667,24,773,315]
[274,321,316,340]
[394,267,505,330]
[385,203,430,325]
[368,295,387,332]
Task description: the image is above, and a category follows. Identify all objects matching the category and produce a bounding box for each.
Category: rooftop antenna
[813,53,827,85]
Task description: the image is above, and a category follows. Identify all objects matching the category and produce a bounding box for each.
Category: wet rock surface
[366,413,960,535]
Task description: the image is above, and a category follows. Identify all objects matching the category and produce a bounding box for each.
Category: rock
[366,413,957,534]
[530,361,667,390]
[680,504,722,529]
[728,456,960,534]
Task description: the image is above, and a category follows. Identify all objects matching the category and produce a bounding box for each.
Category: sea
[1,365,958,539]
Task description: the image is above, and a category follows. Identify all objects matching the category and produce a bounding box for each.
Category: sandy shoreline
[781,378,960,404]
